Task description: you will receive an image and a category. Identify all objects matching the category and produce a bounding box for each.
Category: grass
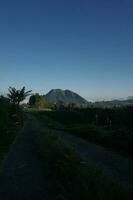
[0,97,23,163]
[35,110,133,158]
[37,130,132,200]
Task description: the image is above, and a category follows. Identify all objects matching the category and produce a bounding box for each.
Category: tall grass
[36,110,133,157]
[0,97,23,161]
[37,131,131,200]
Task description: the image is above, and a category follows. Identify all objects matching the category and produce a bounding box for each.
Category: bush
[0,96,23,161]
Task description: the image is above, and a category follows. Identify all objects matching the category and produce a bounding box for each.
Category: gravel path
[0,115,53,200]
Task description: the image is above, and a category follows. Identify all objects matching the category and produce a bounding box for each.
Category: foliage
[7,86,32,105]
[37,131,131,200]
[0,96,10,132]
[29,93,49,109]
[36,108,133,157]
[0,96,23,162]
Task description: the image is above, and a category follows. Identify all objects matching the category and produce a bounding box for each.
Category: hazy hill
[45,89,89,107]
[93,98,133,108]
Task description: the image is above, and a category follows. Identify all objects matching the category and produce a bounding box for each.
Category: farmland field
[35,107,133,158]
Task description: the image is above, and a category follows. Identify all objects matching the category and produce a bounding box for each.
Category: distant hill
[128,96,133,100]
[45,89,89,107]
[93,98,133,108]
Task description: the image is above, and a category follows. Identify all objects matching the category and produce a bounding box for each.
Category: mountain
[127,96,133,100]
[93,98,133,108]
[45,89,89,107]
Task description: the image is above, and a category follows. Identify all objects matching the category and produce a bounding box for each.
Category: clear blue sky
[0,0,133,100]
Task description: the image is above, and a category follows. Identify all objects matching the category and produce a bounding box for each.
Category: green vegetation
[8,86,32,106]
[29,93,49,109]
[37,131,131,200]
[35,107,133,157]
[0,96,23,162]
[0,86,30,162]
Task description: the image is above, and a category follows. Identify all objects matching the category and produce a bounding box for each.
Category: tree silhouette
[8,87,32,106]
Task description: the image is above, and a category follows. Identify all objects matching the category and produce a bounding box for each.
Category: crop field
[35,107,133,158]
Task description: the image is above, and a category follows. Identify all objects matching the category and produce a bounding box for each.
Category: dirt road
[0,114,133,200]
[0,115,54,200]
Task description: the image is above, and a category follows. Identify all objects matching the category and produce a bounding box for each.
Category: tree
[7,86,32,106]
[29,94,49,109]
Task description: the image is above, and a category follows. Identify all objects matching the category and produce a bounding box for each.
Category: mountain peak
[45,89,89,107]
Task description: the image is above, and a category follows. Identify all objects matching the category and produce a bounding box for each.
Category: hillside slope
[45,89,89,107]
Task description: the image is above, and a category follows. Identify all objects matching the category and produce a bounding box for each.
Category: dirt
[0,114,133,200]
[0,115,55,200]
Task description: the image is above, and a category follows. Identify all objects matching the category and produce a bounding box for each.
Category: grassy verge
[37,130,131,200]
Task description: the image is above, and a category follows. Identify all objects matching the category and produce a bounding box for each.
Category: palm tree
[8,86,32,106]
[7,87,18,105]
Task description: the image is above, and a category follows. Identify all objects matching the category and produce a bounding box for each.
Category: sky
[0,0,133,100]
